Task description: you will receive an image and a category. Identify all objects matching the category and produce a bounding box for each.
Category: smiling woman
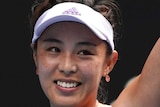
[28,0,160,107]
[32,20,116,107]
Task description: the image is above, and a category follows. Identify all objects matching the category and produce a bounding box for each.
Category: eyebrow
[77,41,97,47]
[42,38,62,44]
[42,38,96,47]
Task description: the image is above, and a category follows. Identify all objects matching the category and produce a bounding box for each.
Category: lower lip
[56,84,79,93]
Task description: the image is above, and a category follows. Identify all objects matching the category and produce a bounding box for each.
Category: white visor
[32,2,114,50]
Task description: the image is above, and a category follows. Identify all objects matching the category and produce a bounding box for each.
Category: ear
[30,43,39,75]
[103,50,118,82]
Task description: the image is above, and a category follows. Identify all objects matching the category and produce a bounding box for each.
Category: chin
[50,96,81,107]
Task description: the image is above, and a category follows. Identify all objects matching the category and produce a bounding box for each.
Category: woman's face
[32,21,117,107]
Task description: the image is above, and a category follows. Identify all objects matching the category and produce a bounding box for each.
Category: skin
[30,0,160,106]
[31,21,118,107]
[112,38,160,107]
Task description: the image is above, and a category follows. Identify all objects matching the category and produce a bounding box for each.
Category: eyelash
[48,47,60,53]
[48,47,94,56]
[78,50,94,55]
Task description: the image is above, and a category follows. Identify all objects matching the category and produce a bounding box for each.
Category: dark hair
[28,0,123,104]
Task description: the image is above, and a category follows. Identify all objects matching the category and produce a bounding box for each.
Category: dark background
[1,0,160,106]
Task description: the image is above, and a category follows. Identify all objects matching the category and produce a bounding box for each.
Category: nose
[58,53,77,75]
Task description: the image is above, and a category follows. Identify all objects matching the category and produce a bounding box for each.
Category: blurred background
[1,0,160,106]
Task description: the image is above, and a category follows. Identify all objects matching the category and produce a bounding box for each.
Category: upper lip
[54,79,82,87]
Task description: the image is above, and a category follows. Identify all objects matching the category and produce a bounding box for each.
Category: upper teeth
[57,81,78,88]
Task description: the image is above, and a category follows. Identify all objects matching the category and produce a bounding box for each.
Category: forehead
[40,21,103,43]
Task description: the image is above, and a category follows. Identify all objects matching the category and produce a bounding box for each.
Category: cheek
[79,61,104,93]
[36,56,58,91]
[36,52,58,77]
[79,61,103,81]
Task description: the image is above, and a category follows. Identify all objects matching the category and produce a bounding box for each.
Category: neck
[50,100,99,107]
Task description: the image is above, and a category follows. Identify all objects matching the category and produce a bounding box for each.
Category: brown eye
[78,50,93,55]
[50,47,61,53]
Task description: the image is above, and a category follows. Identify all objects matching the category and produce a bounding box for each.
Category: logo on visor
[62,7,81,16]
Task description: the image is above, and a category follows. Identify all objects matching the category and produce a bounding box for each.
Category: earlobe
[32,52,37,66]
[105,74,110,82]
[103,50,118,82]
[103,68,111,82]
[31,43,39,75]
[30,43,38,69]
[36,69,39,75]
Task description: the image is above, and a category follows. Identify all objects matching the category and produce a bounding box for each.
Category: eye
[78,50,94,55]
[49,47,61,53]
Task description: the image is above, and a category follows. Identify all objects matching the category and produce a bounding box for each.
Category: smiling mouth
[54,81,81,88]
